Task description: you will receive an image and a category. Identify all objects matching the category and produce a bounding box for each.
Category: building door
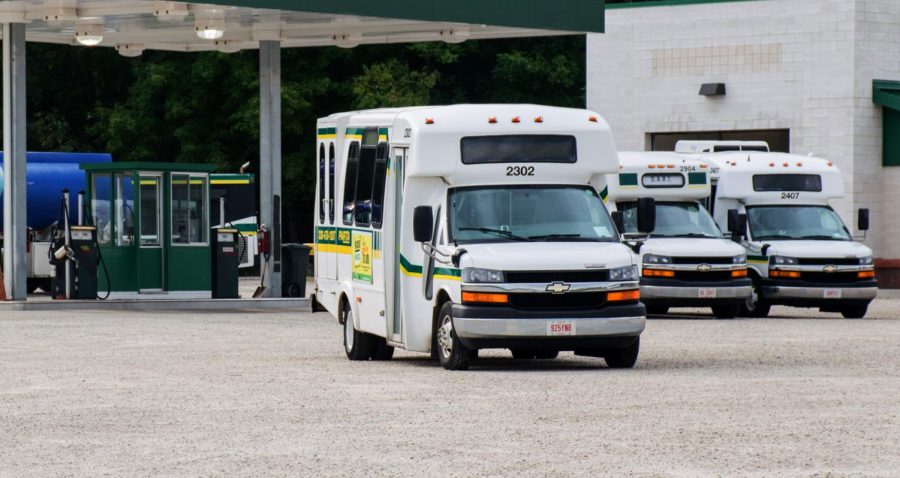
[137,174,164,291]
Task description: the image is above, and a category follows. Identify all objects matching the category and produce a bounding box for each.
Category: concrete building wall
[587,0,900,281]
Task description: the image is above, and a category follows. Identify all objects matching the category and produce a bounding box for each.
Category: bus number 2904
[506,166,535,176]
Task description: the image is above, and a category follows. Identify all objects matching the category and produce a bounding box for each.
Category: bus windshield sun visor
[752,174,822,192]
[460,135,577,164]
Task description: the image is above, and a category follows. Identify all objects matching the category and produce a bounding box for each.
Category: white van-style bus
[678,141,877,319]
[606,152,751,318]
[312,105,651,370]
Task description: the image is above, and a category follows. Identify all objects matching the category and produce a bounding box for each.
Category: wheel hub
[437,315,453,358]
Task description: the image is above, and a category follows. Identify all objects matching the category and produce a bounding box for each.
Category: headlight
[770,256,798,266]
[733,254,747,264]
[859,256,874,266]
[462,267,505,283]
[643,254,672,265]
[609,265,638,281]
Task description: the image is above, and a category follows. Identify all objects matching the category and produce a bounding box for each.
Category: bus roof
[674,140,770,154]
[607,152,710,202]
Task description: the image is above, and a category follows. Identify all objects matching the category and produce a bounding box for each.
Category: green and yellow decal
[317,127,336,140]
[400,254,461,281]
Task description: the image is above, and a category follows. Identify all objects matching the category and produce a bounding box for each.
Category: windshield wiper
[527,233,584,241]
[798,235,849,241]
[754,235,799,240]
[661,233,721,239]
[458,227,533,242]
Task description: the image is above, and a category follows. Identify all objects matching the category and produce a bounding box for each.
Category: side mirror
[858,208,870,232]
[637,197,656,234]
[611,211,624,234]
[727,209,747,241]
[413,206,434,243]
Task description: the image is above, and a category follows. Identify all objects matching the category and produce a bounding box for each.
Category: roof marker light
[797,162,803,167]
[534,116,543,123]
[512,116,521,123]
[666,164,675,169]
[488,117,497,124]
[658,164,666,169]
[588,115,598,123]
[699,164,708,169]
[769,162,775,167]
[827,161,834,167]
[648,164,657,169]
[425,118,434,125]
[783,162,789,167]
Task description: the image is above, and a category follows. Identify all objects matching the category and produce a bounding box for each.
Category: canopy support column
[259,40,282,297]
[3,23,27,301]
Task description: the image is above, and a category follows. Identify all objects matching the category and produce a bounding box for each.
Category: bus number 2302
[506,166,535,176]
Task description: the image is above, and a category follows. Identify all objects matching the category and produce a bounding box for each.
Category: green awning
[874,80,900,111]
[208,0,605,33]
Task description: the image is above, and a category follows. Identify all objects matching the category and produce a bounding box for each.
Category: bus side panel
[399,177,448,353]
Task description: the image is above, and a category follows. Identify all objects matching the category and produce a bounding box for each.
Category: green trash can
[282,243,311,298]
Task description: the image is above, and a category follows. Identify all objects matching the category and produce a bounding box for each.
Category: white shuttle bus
[679,141,877,318]
[606,152,751,318]
[313,105,649,370]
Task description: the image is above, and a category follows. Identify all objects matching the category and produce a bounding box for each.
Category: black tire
[343,304,375,361]
[284,282,303,298]
[712,304,740,319]
[534,350,559,360]
[604,337,640,369]
[739,280,770,318]
[435,302,473,370]
[26,279,39,294]
[371,338,395,360]
[645,305,668,315]
[841,304,869,319]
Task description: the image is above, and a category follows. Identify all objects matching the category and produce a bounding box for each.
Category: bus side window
[318,143,325,224]
[371,143,388,229]
[354,144,377,226]
[343,142,360,225]
[329,143,336,224]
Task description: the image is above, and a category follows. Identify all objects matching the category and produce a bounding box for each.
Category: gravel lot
[2,300,899,477]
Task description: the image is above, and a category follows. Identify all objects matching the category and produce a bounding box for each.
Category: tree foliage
[16,35,585,240]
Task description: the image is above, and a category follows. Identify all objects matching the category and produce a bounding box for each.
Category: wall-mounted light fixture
[699,83,726,97]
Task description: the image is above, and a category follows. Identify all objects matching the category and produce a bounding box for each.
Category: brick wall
[587,0,900,281]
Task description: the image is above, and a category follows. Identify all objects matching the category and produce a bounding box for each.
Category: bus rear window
[460,135,577,165]
[752,174,822,192]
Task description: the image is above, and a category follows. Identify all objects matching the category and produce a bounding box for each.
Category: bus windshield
[747,205,851,241]
[448,186,618,244]
[619,201,723,238]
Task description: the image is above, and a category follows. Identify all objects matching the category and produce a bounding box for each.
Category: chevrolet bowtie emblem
[824,265,837,273]
[697,264,712,272]
[546,282,571,294]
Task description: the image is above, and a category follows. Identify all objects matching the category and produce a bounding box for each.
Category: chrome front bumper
[453,315,646,339]
[764,286,878,300]
[641,285,752,300]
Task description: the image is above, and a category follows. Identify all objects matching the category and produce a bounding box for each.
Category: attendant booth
[81,162,216,298]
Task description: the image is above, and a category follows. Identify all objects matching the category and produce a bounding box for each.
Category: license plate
[824,289,842,299]
[547,320,576,336]
[699,288,717,299]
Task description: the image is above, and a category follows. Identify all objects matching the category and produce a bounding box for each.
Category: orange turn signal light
[858,270,875,279]
[461,292,508,304]
[643,269,675,278]
[731,268,748,278]
[608,289,640,302]
[770,270,801,279]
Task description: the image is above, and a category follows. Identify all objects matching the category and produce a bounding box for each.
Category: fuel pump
[49,189,99,300]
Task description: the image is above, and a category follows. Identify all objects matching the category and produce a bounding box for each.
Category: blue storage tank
[0,152,113,232]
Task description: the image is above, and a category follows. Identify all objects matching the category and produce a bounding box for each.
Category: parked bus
[606,152,751,318]
[679,141,877,318]
[313,105,651,370]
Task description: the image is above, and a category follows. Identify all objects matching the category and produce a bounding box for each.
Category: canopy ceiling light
[154,1,190,22]
[440,28,470,44]
[195,9,227,40]
[74,21,105,47]
[332,33,362,49]
[214,40,242,53]
[116,43,145,58]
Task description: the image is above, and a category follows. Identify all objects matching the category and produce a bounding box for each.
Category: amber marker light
[488,116,497,124]
[534,116,544,123]
[461,292,508,304]
[588,115,598,122]
[643,269,675,278]
[608,289,640,302]
[858,270,875,279]
[770,270,801,279]
[425,118,434,125]
[731,268,748,278]
[511,116,521,123]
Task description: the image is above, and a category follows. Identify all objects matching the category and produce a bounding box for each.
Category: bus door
[326,142,338,280]
[386,146,406,344]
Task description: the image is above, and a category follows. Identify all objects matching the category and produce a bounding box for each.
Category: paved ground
[1,300,899,477]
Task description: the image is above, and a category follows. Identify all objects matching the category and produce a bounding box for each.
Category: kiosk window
[318,144,325,223]
[172,174,208,245]
[461,135,577,164]
[342,142,360,225]
[752,174,822,192]
[92,173,113,245]
[140,177,161,246]
[116,173,135,247]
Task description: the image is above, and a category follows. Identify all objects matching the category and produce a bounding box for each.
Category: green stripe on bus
[346,127,365,135]
[619,173,638,186]
[317,127,336,135]
[399,254,461,278]
[688,172,707,185]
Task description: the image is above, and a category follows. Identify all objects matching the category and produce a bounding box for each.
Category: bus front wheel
[436,302,474,371]
[344,305,375,360]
